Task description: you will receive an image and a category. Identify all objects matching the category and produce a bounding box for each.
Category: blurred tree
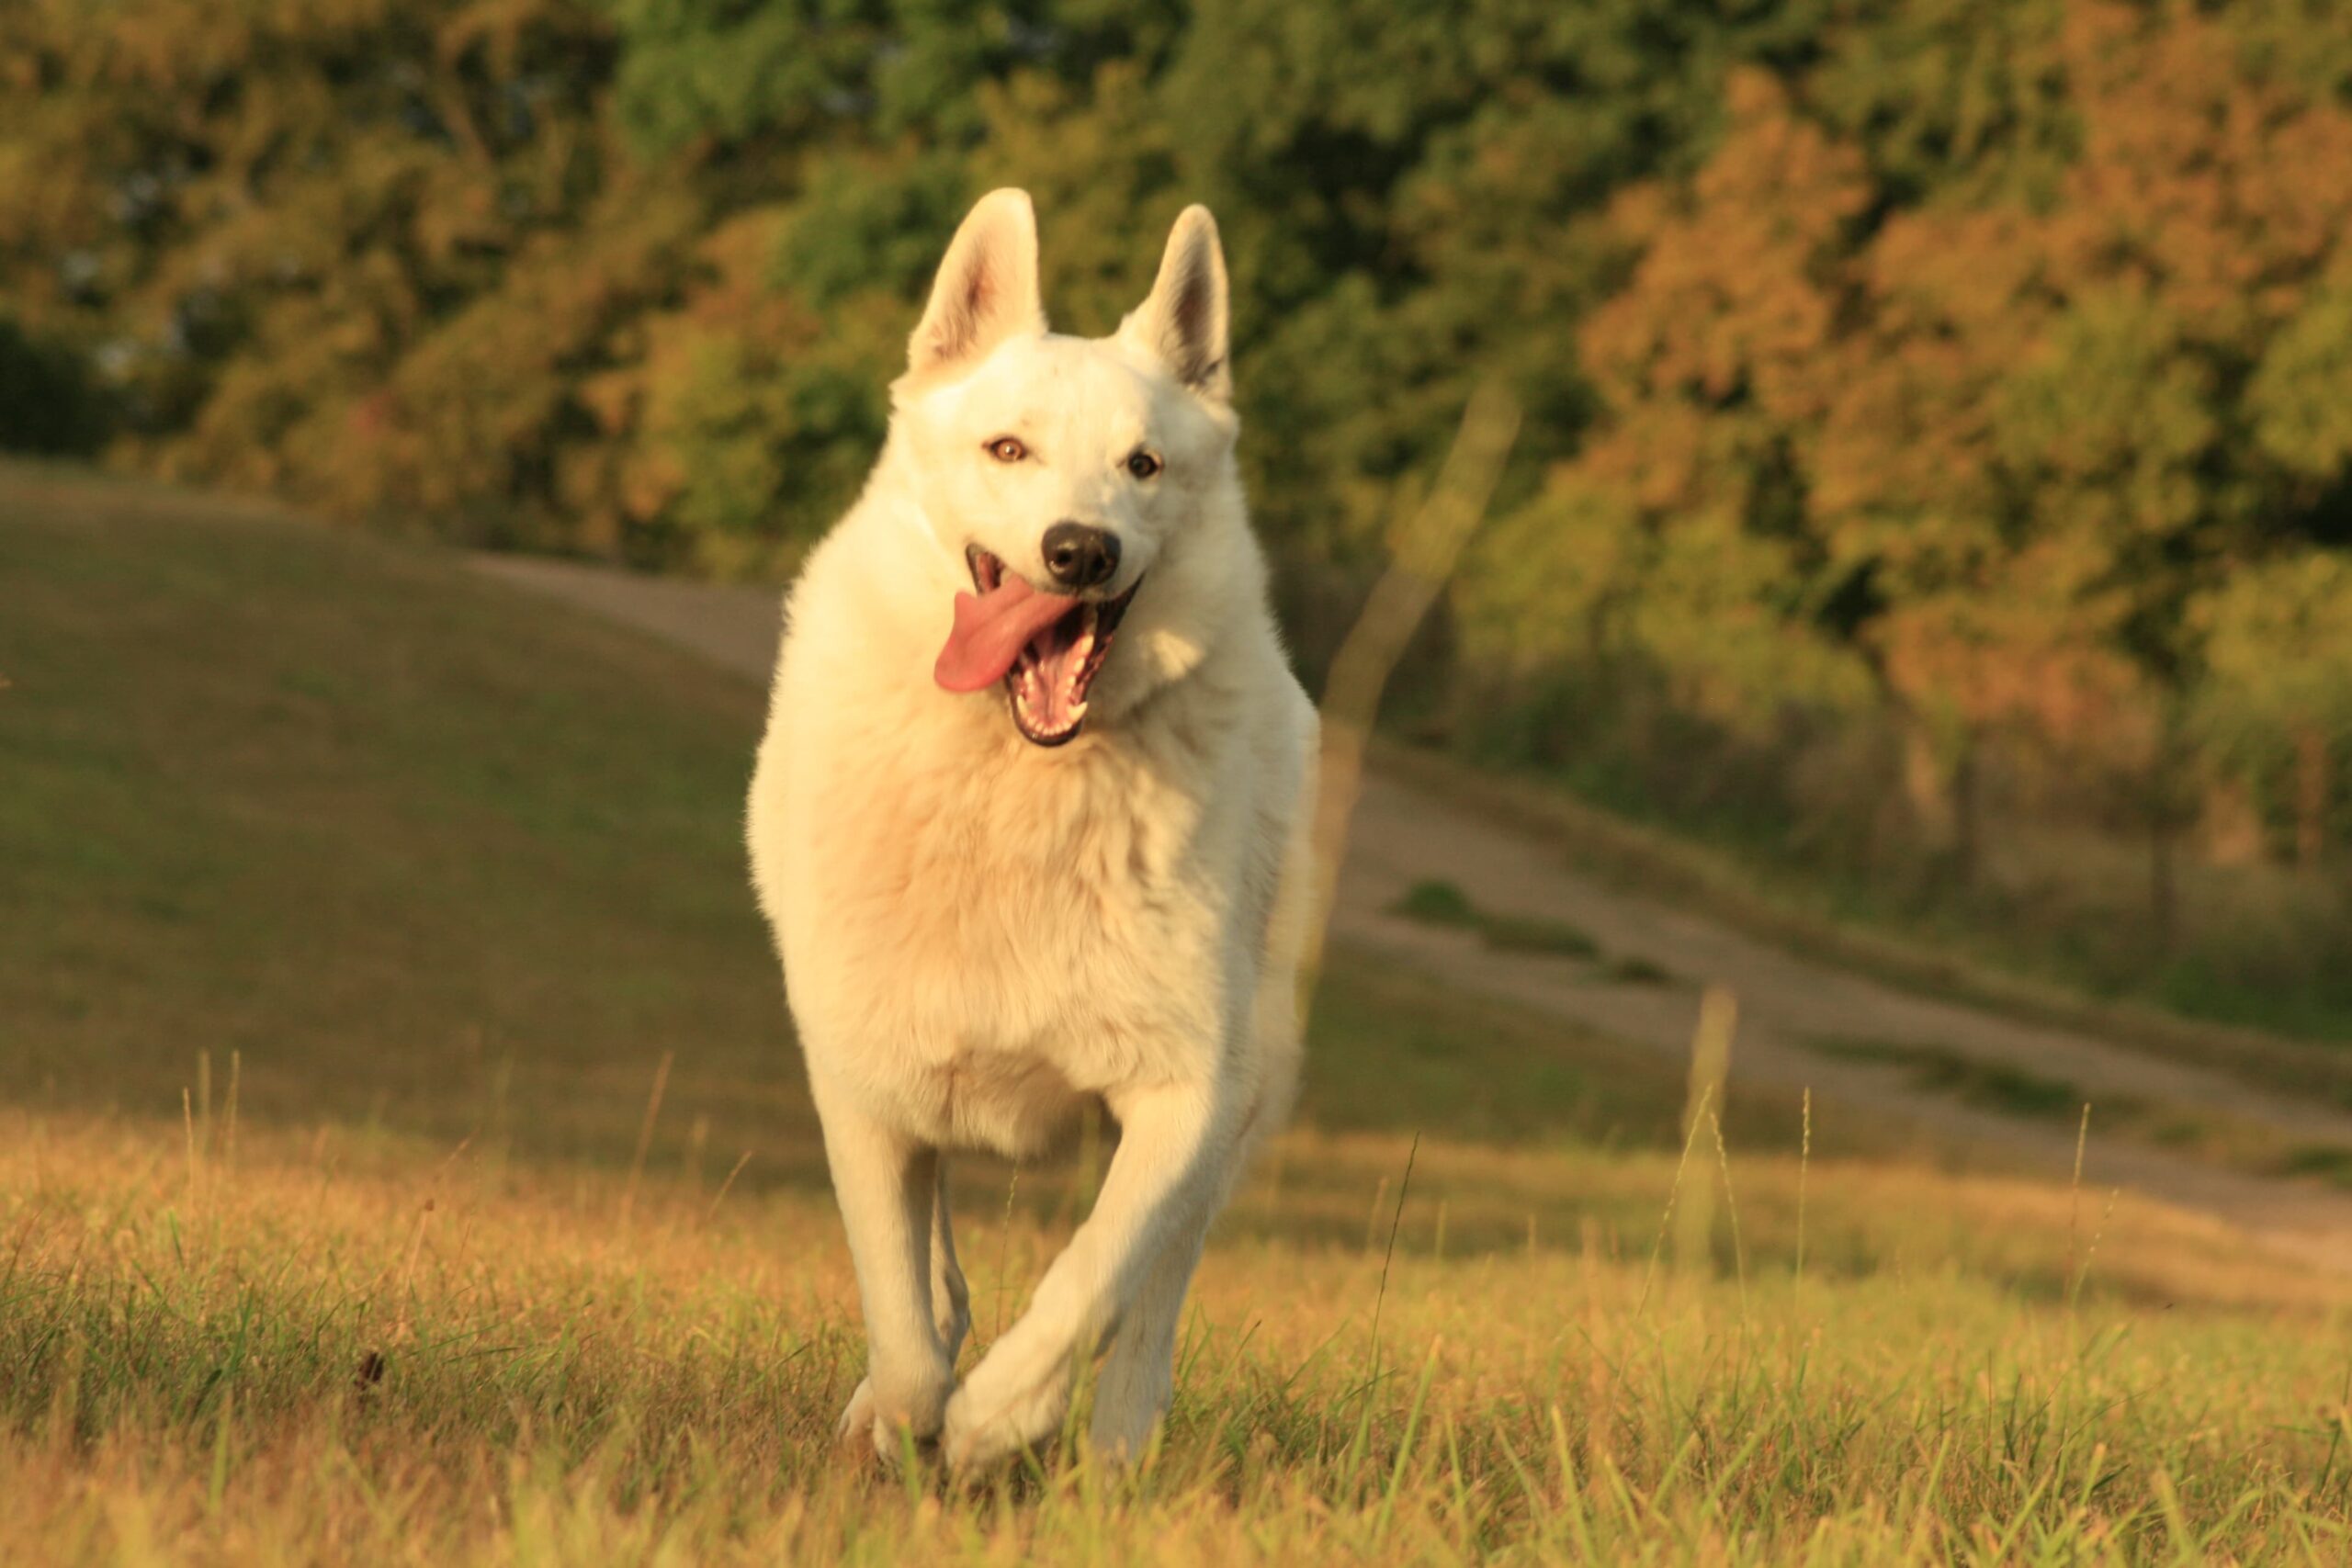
[6,0,2351,978]
[0,0,641,534]
[2194,554,2352,869]
[1466,2,2352,908]
[1461,73,1882,793]
[0,317,107,454]
[608,0,1185,163]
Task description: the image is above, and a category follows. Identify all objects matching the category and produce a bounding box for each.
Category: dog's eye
[1125,450,1162,480]
[985,436,1027,464]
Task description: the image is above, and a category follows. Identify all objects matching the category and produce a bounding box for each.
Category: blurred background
[10,6,2352,1551]
[6,0,2350,1044]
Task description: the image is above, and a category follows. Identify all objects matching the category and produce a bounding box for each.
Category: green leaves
[2196,553,2352,740]
[2250,276,2352,485]
[4,0,2347,886]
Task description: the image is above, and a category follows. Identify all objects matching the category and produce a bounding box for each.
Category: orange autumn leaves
[1475,4,2352,808]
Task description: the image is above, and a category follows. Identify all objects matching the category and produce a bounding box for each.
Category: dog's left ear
[1122,205,1230,404]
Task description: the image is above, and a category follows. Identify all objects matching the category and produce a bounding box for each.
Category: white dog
[747,190,1317,1469]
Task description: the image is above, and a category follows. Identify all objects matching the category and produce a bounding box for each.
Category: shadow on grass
[1385,877,1685,980]
[1803,1036,2105,1122]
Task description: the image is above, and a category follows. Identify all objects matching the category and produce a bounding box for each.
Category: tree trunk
[2150,807,2177,960]
[1900,715,1954,854]
[1951,733,1982,892]
[2295,725,2329,870]
[2147,738,2181,961]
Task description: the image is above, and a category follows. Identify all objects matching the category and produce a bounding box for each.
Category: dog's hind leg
[942,1075,1238,1471]
[814,1085,956,1462]
[931,1158,970,1369]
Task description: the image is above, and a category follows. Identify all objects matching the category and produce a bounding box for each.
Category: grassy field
[6,464,2352,1562]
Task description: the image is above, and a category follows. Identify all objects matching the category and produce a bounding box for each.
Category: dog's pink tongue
[934,575,1080,693]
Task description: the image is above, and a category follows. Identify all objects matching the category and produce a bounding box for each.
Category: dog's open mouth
[932,547,1140,746]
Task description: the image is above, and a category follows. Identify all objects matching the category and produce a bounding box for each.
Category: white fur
[747,190,1317,1470]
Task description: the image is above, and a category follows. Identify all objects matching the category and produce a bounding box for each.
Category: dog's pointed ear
[908,188,1045,376]
[1122,205,1230,403]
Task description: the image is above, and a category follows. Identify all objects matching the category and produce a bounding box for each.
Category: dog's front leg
[943,1077,1234,1471]
[814,1084,955,1461]
[1086,1214,1211,1462]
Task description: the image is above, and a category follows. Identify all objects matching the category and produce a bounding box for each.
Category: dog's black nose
[1041,522,1121,590]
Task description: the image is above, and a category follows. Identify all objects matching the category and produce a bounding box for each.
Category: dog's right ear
[906,188,1045,377]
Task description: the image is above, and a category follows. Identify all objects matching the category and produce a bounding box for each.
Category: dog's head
[893,190,1242,747]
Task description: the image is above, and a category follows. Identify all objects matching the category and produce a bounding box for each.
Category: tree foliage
[3,0,2348,883]
[1460,2,2352,872]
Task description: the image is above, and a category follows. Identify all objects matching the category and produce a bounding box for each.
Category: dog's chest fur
[762,645,1260,1156]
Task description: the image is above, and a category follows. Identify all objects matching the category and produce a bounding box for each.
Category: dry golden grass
[8,464,2352,1562]
[5,1107,2350,1564]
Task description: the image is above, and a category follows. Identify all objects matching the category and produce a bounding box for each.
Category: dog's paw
[836,1374,947,1468]
[941,1348,1075,1472]
[833,1376,892,1465]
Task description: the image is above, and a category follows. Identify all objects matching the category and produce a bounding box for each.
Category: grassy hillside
[0,465,821,1176]
[0,461,1900,1186]
[4,465,2348,1562]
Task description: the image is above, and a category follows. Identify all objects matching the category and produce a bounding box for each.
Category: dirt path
[473,553,2352,1272]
